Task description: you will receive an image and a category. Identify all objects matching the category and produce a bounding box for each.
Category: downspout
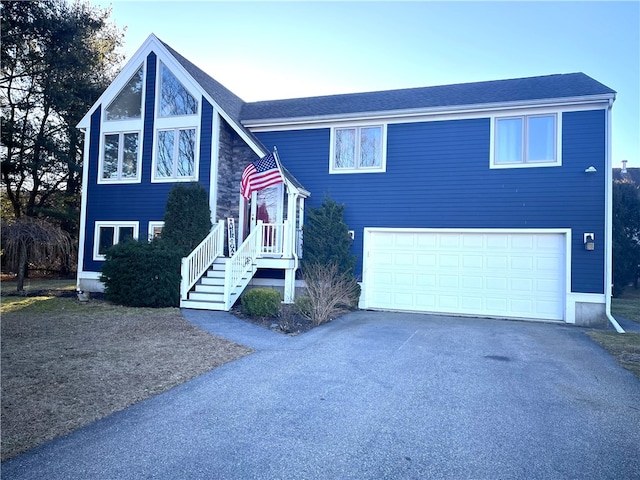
[604,96,625,333]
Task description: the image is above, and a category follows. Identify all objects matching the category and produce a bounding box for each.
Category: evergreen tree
[161,182,212,256]
[301,196,356,277]
[612,180,640,295]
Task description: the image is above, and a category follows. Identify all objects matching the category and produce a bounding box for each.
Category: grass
[611,287,640,323]
[1,280,253,462]
[587,286,640,380]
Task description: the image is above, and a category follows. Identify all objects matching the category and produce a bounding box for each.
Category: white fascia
[75,126,92,289]
[76,33,160,129]
[242,94,616,130]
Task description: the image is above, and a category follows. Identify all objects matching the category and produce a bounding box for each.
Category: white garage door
[363,230,566,321]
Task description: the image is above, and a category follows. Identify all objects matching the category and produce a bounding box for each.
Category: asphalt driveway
[3,311,639,479]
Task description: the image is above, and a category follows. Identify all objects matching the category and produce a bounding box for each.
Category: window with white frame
[101,131,140,181]
[101,64,144,183]
[155,128,196,179]
[148,221,164,241]
[93,222,139,260]
[159,62,198,117]
[105,65,143,121]
[153,62,199,182]
[492,113,560,167]
[330,125,386,173]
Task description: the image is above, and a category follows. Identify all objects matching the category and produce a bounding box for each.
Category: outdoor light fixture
[584,166,597,173]
[584,233,595,251]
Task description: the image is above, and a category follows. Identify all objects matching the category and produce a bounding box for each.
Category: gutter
[604,96,625,333]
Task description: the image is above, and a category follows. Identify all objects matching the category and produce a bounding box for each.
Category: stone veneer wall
[215,118,259,222]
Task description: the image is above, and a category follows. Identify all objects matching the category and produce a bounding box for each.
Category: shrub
[301,263,361,326]
[162,182,212,257]
[294,295,313,319]
[100,240,182,307]
[241,288,281,317]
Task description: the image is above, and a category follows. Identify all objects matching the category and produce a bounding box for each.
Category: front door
[249,183,284,253]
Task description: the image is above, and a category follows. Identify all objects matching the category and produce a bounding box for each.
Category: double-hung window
[101,65,143,183]
[93,221,138,260]
[153,62,199,182]
[330,125,386,173]
[492,113,560,168]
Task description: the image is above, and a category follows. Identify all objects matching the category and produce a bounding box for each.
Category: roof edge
[242,93,616,128]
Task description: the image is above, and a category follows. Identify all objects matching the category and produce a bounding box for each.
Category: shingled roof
[240,73,616,123]
[161,40,246,122]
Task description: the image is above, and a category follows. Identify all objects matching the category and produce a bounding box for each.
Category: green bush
[99,239,182,307]
[294,295,313,319]
[241,288,281,317]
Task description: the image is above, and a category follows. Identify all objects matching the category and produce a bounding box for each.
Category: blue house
[76,34,618,327]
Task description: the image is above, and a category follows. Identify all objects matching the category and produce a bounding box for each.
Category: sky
[92,0,640,168]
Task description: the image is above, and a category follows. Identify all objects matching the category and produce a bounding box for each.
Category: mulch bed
[230,303,315,335]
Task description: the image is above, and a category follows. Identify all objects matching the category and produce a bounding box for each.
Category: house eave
[241,93,616,129]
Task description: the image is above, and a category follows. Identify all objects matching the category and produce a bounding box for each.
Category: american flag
[240,153,283,199]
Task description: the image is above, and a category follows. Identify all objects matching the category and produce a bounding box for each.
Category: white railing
[180,220,225,300]
[261,222,284,255]
[224,220,263,309]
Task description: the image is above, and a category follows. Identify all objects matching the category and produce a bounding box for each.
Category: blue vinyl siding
[255,109,606,294]
[82,54,215,272]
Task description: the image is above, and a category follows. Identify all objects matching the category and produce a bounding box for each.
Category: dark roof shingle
[240,73,616,122]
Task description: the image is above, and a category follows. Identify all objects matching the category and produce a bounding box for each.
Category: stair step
[180,299,226,311]
[189,291,224,302]
[194,284,224,294]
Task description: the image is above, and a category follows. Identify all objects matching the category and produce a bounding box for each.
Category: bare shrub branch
[301,263,359,326]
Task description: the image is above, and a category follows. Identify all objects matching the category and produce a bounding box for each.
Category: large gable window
[101,132,140,181]
[492,113,560,168]
[155,128,196,179]
[330,125,386,173]
[159,63,198,117]
[93,221,138,260]
[105,66,143,121]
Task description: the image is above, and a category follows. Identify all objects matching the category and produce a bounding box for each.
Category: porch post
[283,268,295,303]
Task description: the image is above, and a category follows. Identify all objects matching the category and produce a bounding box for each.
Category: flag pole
[272,146,286,188]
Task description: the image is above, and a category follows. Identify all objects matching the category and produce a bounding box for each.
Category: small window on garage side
[330,125,386,173]
[492,113,561,168]
[94,222,138,260]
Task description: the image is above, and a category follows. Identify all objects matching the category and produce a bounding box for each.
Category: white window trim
[329,124,387,174]
[98,130,143,184]
[156,61,200,120]
[490,111,562,169]
[152,59,201,183]
[103,63,145,123]
[93,221,139,261]
[148,221,164,241]
[151,126,200,182]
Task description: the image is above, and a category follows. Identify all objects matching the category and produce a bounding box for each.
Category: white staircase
[180,257,254,310]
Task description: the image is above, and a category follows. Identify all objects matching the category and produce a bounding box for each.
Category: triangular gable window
[159,62,197,117]
[105,65,143,121]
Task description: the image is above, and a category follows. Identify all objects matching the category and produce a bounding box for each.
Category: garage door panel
[365,230,565,321]
[463,255,484,268]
